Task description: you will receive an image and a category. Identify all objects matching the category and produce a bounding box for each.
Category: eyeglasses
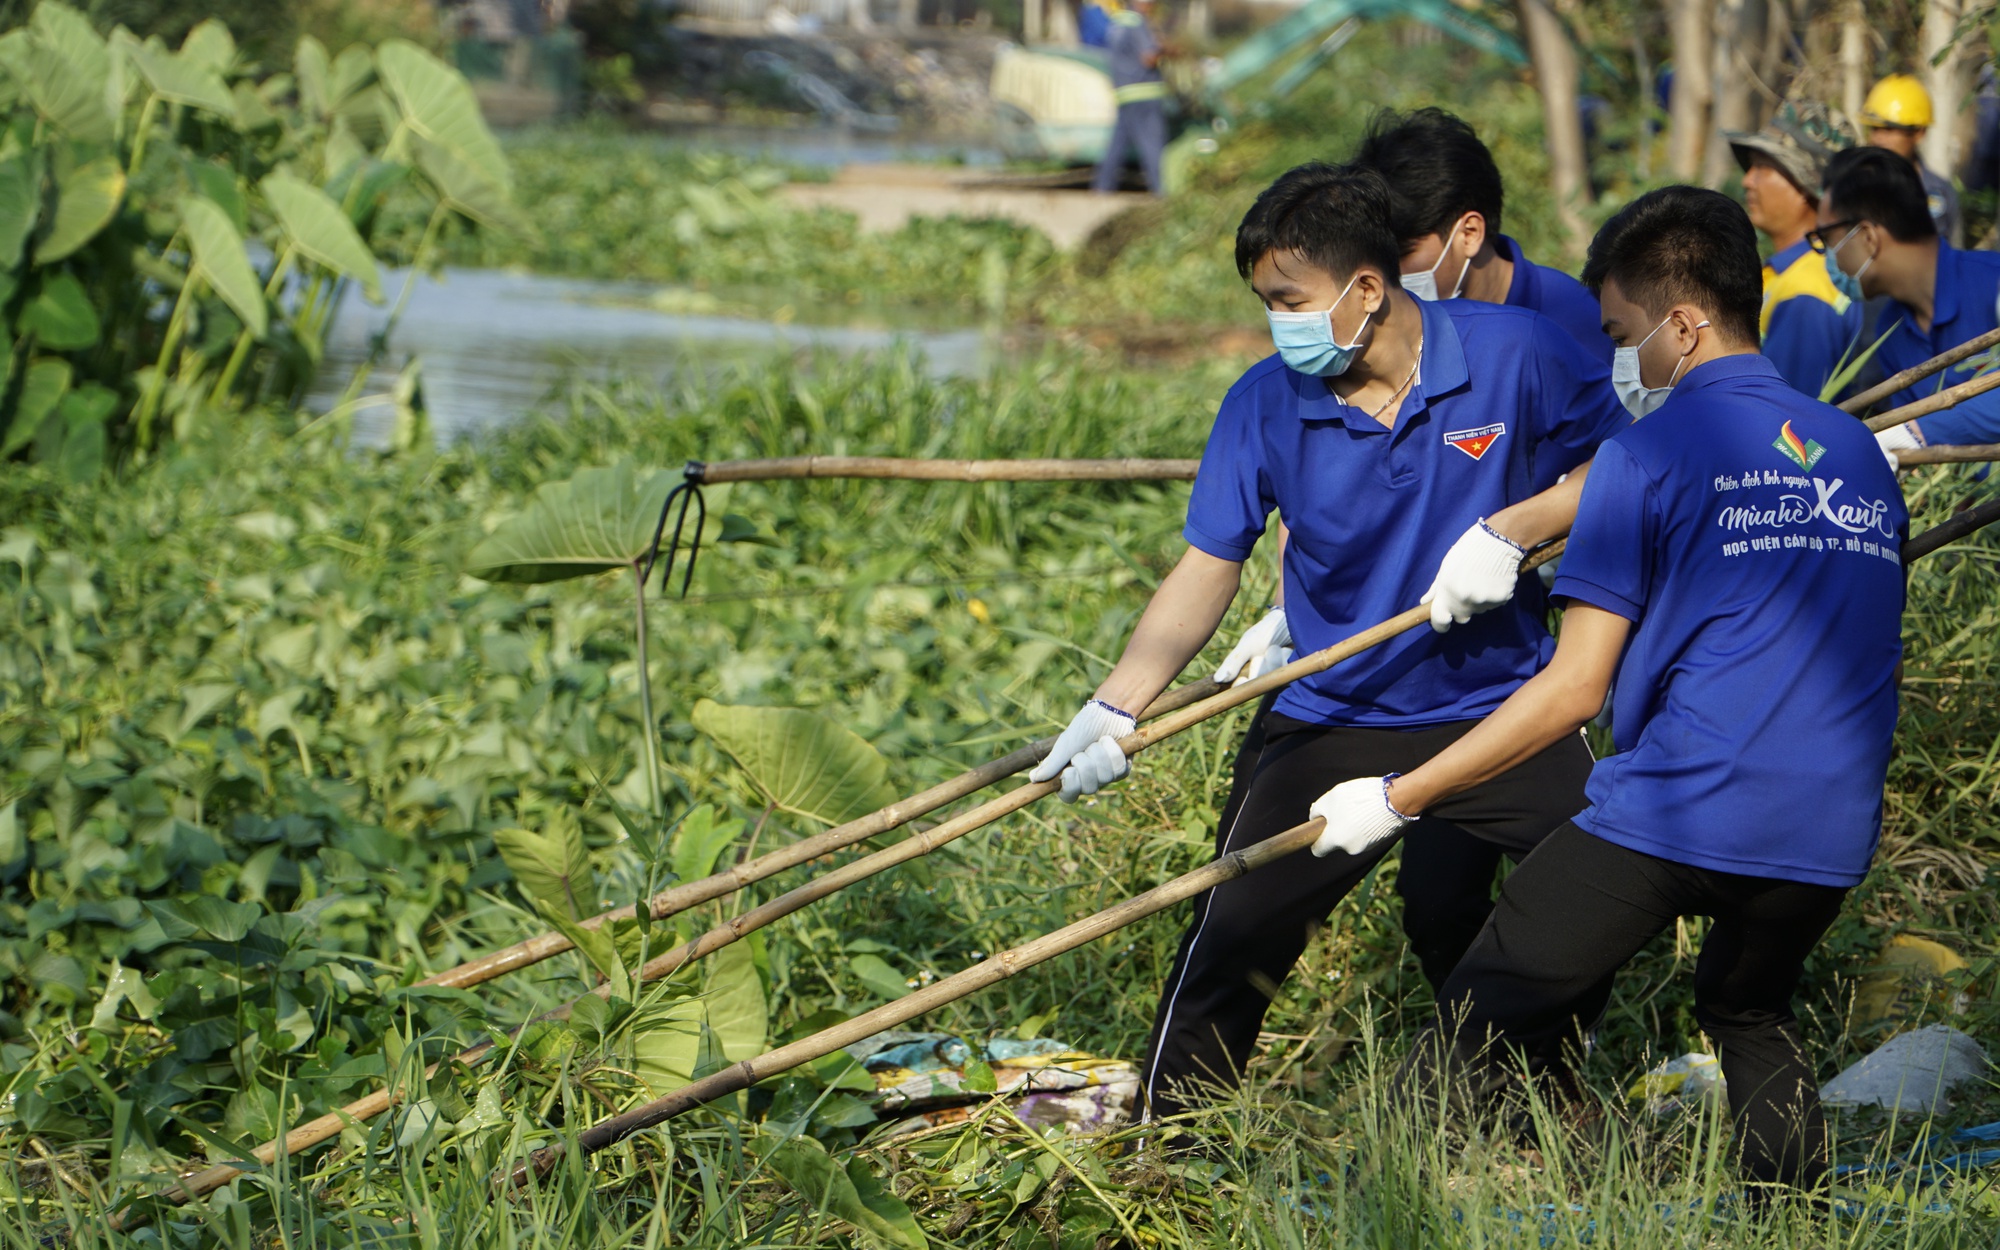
[1805,219,1860,251]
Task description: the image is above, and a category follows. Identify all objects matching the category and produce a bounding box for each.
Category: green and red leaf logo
[1772,420,1826,471]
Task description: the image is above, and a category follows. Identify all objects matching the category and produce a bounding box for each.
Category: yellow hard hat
[1863,74,1933,129]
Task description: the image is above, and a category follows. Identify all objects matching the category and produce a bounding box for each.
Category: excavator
[990,0,1526,184]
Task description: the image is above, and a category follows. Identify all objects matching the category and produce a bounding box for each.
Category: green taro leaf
[704,940,767,1064]
[691,700,897,827]
[295,35,330,116]
[762,1136,928,1250]
[328,45,374,106]
[411,134,528,237]
[0,149,41,266]
[669,804,743,886]
[262,171,383,302]
[37,155,125,263]
[375,40,510,194]
[20,273,100,349]
[466,460,672,583]
[54,383,113,481]
[177,20,236,75]
[18,15,111,143]
[182,195,267,339]
[847,953,910,1001]
[632,997,705,1095]
[493,814,591,920]
[2,357,70,456]
[186,163,244,233]
[127,40,234,117]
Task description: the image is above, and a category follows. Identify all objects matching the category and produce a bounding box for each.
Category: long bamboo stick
[1896,443,2000,467]
[1865,369,2000,433]
[511,813,1329,1185]
[692,456,1200,484]
[415,678,1226,992]
[1839,325,2000,415]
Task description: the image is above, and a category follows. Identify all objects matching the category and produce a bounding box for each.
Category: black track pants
[1401,823,1848,1189]
[1142,712,1595,1119]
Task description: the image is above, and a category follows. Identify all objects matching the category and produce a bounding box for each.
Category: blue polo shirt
[1873,242,2000,432]
[1553,354,1905,888]
[1186,298,1626,727]
[1500,235,1614,364]
[1760,238,1861,400]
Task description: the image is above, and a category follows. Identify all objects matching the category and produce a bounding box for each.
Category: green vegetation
[6,5,2000,1246]
[0,5,517,477]
[6,346,2000,1243]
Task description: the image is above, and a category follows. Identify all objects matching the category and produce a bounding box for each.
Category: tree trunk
[1668,0,1714,179]
[1187,0,1211,42]
[1514,0,1590,256]
[1756,0,1792,128]
[1046,0,1077,43]
[1919,0,1984,176]
[1704,0,1769,186]
[848,0,873,29]
[1838,0,1867,126]
[1023,0,1041,42]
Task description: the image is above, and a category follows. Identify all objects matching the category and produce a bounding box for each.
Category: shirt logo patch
[1443,423,1505,460]
[1772,420,1827,472]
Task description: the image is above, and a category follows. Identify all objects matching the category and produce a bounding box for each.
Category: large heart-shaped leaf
[376,40,510,193]
[182,195,267,339]
[411,134,529,237]
[262,171,383,302]
[37,155,124,263]
[127,39,234,117]
[466,460,671,584]
[177,20,236,76]
[20,273,100,349]
[669,803,744,885]
[0,148,40,266]
[294,35,330,117]
[21,12,112,143]
[493,813,591,920]
[704,941,766,1064]
[2,357,69,457]
[691,700,896,827]
[632,996,705,1095]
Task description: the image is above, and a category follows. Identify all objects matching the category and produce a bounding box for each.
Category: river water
[305,266,996,448]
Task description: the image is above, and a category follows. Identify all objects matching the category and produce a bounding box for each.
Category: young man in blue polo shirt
[1312,186,1905,1190]
[1208,110,1622,996]
[1818,147,2000,462]
[1026,162,1629,1120]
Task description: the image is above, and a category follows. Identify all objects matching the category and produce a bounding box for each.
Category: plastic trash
[1820,1024,1990,1116]
[1626,1052,1724,1117]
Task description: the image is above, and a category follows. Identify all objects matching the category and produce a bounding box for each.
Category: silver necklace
[1350,336,1423,422]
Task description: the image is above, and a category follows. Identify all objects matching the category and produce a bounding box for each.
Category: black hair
[1822,145,1938,242]
[1349,107,1505,247]
[1581,185,1763,346]
[1234,162,1403,284]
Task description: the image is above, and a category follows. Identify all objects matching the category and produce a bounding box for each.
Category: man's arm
[1486,461,1591,549]
[1387,603,1629,814]
[1095,545,1243,713]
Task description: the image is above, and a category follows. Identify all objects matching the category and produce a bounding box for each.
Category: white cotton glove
[1876,422,1923,472]
[1213,607,1294,686]
[1027,699,1137,804]
[1422,519,1526,633]
[1308,775,1416,859]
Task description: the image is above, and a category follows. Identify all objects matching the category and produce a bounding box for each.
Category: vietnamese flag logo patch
[1444,423,1505,461]
[1772,420,1827,471]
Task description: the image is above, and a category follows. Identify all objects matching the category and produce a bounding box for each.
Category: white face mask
[1611,315,1708,418]
[1400,216,1472,302]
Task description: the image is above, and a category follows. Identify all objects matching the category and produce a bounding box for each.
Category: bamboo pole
[510,814,1331,1184]
[1865,371,2000,434]
[1896,443,2000,467]
[1904,496,2000,562]
[414,678,1226,993]
[692,456,1200,484]
[1839,326,2000,416]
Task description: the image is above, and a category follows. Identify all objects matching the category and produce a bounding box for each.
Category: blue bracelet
[1090,698,1137,721]
[1381,772,1419,821]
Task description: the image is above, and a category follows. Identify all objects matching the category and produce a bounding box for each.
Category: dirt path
[782,164,1152,250]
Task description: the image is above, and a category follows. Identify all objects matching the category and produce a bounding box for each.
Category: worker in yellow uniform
[1863,74,1961,245]
[1726,102,1862,398]
[1092,0,1167,197]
